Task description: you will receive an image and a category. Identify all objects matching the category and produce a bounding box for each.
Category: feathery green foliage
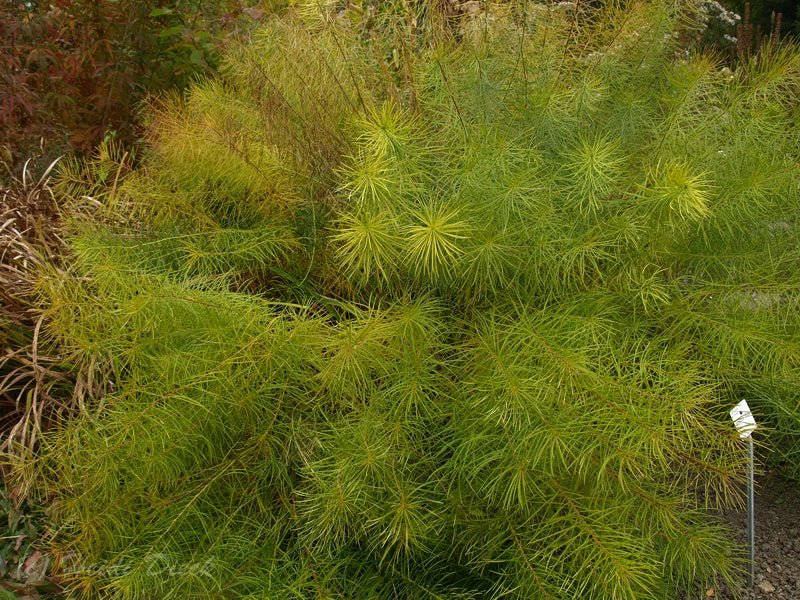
[22,1,800,598]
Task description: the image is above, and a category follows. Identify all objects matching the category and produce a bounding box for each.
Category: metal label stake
[730,399,757,588]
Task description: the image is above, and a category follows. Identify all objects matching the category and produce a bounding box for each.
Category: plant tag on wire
[730,400,757,438]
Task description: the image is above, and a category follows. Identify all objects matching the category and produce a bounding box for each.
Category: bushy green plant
[22,1,800,598]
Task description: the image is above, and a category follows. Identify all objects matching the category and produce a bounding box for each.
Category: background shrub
[0,0,281,175]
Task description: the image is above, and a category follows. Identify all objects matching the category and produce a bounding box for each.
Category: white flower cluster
[697,0,742,27]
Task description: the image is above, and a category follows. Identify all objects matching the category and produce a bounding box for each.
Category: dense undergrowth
[10,1,800,598]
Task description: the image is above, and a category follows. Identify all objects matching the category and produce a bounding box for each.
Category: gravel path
[713,470,800,600]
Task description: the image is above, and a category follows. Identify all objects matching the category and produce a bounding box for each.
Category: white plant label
[730,399,757,439]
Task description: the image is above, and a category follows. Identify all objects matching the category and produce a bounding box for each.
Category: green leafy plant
[19,1,800,598]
